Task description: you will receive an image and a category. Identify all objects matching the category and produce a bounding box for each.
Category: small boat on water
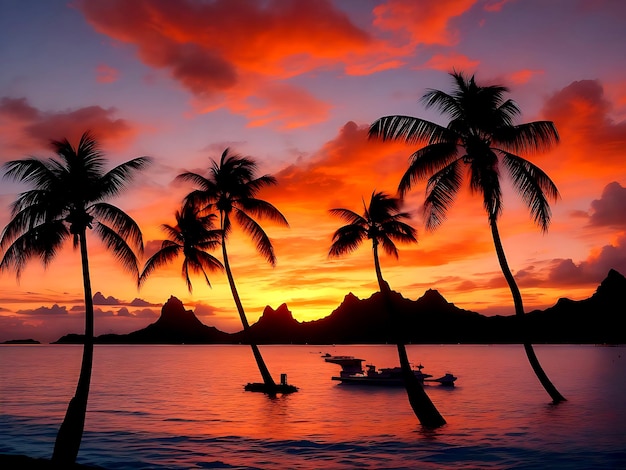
[324,355,457,387]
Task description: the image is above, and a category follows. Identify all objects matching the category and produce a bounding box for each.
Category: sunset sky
[1,0,625,343]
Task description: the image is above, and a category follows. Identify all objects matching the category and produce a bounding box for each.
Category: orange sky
[1,0,625,343]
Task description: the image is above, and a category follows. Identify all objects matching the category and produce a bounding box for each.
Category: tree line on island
[0,71,599,463]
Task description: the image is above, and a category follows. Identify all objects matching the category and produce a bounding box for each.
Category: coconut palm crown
[139,199,224,293]
[370,71,560,231]
[329,191,417,285]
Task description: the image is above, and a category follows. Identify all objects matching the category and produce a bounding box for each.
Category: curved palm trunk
[373,243,446,427]
[221,235,276,392]
[52,230,94,464]
[489,217,565,403]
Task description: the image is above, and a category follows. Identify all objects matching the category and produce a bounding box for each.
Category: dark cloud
[542,80,626,170]
[94,308,115,317]
[93,292,159,307]
[116,307,133,317]
[93,292,122,305]
[130,308,159,318]
[129,297,160,307]
[547,235,626,286]
[588,182,626,228]
[0,96,136,152]
[193,303,218,317]
[16,304,68,315]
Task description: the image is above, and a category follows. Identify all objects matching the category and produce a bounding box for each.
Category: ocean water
[1,344,625,469]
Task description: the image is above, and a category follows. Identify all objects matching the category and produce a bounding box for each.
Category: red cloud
[96,64,119,83]
[588,182,626,229]
[483,0,512,12]
[373,0,476,47]
[540,80,626,182]
[76,0,371,127]
[0,97,137,156]
[508,69,543,85]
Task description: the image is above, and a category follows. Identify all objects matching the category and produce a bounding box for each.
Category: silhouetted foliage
[370,71,565,403]
[329,191,446,427]
[139,199,223,292]
[177,148,289,392]
[0,131,151,464]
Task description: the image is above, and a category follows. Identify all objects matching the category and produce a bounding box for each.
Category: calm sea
[1,344,625,469]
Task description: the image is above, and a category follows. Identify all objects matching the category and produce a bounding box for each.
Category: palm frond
[194,250,224,273]
[176,172,213,192]
[369,115,448,145]
[138,243,182,287]
[378,234,400,258]
[234,209,277,266]
[91,203,144,253]
[98,156,152,199]
[494,121,559,154]
[381,220,417,243]
[328,208,365,226]
[398,142,460,195]
[328,224,367,258]
[421,89,463,120]
[93,222,140,277]
[501,151,560,231]
[239,198,289,227]
[0,221,70,278]
[423,160,464,231]
[246,174,278,195]
[2,158,58,190]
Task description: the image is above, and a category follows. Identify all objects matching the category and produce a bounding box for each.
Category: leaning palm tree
[329,191,446,428]
[139,198,224,292]
[0,131,151,464]
[369,71,565,403]
[177,148,290,393]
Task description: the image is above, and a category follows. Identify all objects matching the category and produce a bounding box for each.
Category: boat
[324,355,457,387]
[244,373,298,394]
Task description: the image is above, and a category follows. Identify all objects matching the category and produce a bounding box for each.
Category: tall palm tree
[139,198,223,292]
[177,148,289,393]
[329,191,446,428]
[369,71,565,403]
[0,131,151,464]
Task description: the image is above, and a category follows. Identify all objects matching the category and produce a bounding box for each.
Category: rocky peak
[155,296,204,330]
[258,303,298,326]
[417,288,450,308]
[594,269,626,300]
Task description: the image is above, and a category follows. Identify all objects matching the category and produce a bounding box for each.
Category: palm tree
[0,131,151,464]
[139,198,224,292]
[329,191,446,427]
[177,148,289,393]
[369,71,565,403]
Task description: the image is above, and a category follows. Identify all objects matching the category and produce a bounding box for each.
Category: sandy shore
[0,454,104,469]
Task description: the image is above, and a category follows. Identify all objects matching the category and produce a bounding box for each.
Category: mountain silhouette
[55,296,231,344]
[54,269,625,345]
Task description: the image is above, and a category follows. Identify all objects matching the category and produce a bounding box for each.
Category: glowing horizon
[1,0,625,343]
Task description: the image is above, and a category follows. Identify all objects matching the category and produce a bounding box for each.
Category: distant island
[49,269,626,345]
[2,339,41,345]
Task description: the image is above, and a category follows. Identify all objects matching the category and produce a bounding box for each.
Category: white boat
[324,355,457,387]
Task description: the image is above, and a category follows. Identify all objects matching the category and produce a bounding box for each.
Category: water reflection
[1,344,625,469]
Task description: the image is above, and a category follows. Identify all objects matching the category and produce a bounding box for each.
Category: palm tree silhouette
[0,132,151,464]
[369,71,565,403]
[177,148,289,393]
[139,198,223,292]
[329,191,446,427]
